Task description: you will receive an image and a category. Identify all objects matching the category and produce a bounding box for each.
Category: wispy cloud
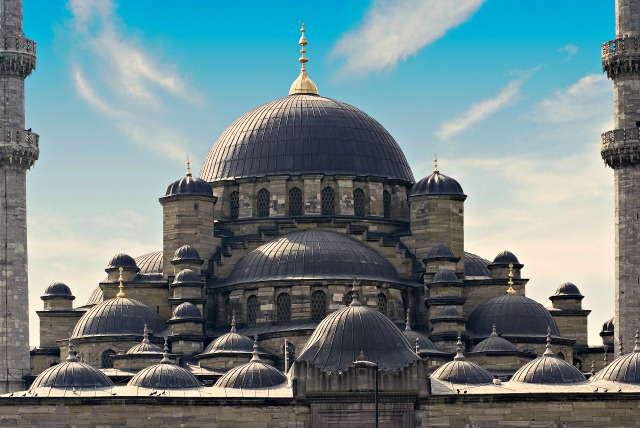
[65,0,204,161]
[437,78,525,139]
[558,44,578,62]
[332,0,485,76]
[530,74,611,123]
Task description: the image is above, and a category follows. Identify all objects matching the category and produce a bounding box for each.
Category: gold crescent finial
[186,155,192,177]
[433,154,439,174]
[506,263,516,295]
[289,23,319,95]
[117,267,127,298]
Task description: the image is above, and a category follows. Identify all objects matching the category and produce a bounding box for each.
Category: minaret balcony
[601,127,640,168]
[0,128,39,167]
[0,33,36,77]
[602,37,640,78]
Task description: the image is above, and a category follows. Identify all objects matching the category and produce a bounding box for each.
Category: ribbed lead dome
[128,363,202,389]
[30,351,114,390]
[510,357,586,384]
[214,360,287,389]
[410,171,464,197]
[224,229,403,286]
[200,94,414,183]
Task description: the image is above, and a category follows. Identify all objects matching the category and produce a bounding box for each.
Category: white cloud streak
[332,0,485,76]
[558,44,578,62]
[437,78,524,139]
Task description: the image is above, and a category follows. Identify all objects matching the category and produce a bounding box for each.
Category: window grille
[383,190,391,219]
[229,191,239,219]
[257,188,270,217]
[344,291,354,306]
[289,187,303,216]
[101,349,116,368]
[247,295,258,326]
[321,186,335,215]
[353,188,365,217]
[378,293,387,315]
[310,290,327,321]
[276,293,292,324]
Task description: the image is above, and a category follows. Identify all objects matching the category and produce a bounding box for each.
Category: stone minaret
[0,1,38,392]
[601,0,640,357]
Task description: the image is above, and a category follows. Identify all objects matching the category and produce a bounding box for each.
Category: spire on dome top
[491,324,498,337]
[160,337,171,364]
[543,327,554,357]
[67,339,78,362]
[349,275,361,307]
[289,23,319,96]
[142,324,150,344]
[186,155,192,177]
[506,263,516,295]
[230,310,237,333]
[635,329,640,353]
[117,267,127,299]
[250,335,260,362]
[454,334,465,361]
[433,154,439,174]
[405,308,412,331]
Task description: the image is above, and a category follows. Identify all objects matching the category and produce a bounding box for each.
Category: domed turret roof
[431,338,494,384]
[467,294,560,339]
[170,302,203,321]
[107,253,138,270]
[409,168,465,198]
[171,245,203,264]
[591,331,640,383]
[491,250,521,266]
[425,244,458,261]
[510,333,586,384]
[602,318,615,333]
[224,229,405,286]
[42,282,73,298]
[551,282,583,298]
[471,326,518,353]
[128,344,202,389]
[297,289,419,371]
[436,306,461,318]
[71,297,166,338]
[165,169,213,198]
[126,324,163,354]
[431,269,461,285]
[199,94,414,183]
[172,269,201,285]
[30,348,114,390]
[214,338,286,389]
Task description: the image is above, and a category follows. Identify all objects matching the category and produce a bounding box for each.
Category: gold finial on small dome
[433,154,439,174]
[289,23,319,96]
[506,263,516,295]
[186,155,192,177]
[117,267,127,298]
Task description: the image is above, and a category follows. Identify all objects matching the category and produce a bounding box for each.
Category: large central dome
[200,94,415,183]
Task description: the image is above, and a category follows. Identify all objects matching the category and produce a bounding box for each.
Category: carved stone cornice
[602,37,640,78]
[0,128,39,168]
[0,34,36,78]
[601,127,640,168]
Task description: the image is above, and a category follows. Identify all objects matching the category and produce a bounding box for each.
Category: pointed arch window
[246,295,258,326]
[257,188,270,217]
[321,186,335,216]
[229,191,239,219]
[276,293,292,324]
[353,188,365,217]
[289,187,303,216]
[101,349,116,369]
[378,293,387,315]
[383,190,391,219]
[310,290,327,321]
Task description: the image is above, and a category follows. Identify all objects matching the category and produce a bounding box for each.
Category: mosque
[1,0,640,427]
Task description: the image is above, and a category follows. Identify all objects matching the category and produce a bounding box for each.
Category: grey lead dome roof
[409,171,465,197]
[214,360,287,389]
[128,363,202,389]
[510,356,586,384]
[30,353,114,390]
[200,94,414,183]
[165,173,213,197]
[224,229,404,286]
[591,351,640,383]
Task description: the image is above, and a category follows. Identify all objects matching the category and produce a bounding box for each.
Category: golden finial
[433,154,439,174]
[186,156,192,177]
[506,263,516,295]
[117,267,127,298]
[289,23,319,95]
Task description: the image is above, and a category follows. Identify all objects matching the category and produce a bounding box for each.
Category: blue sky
[23,0,615,345]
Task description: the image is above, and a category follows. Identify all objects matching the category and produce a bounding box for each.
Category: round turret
[171,245,203,265]
[170,302,203,322]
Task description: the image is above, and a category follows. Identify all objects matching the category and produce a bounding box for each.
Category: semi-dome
[135,251,163,274]
[165,171,213,197]
[467,294,560,339]
[591,333,640,383]
[552,282,583,298]
[471,326,518,353]
[510,335,586,384]
[215,341,287,389]
[107,253,138,270]
[173,269,201,285]
[409,170,465,198]
[171,245,203,263]
[170,302,203,321]
[199,94,414,183]
[71,297,166,338]
[464,252,491,277]
[224,229,405,286]
[30,348,114,390]
[431,339,494,384]
[431,269,461,284]
[42,282,73,298]
[297,289,419,371]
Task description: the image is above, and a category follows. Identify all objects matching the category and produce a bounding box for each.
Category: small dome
[402,315,441,355]
[135,251,163,274]
[297,290,419,371]
[71,297,166,338]
[602,318,615,333]
[437,306,461,319]
[464,252,491,277]
[85,286,103,306]
[128,363,202,389]
[127,325,163,354]
[172,245,203,263]
[30,350,114,390]
[431,339,494,384]
[510,357,586,384]
[170,302,203,321]
[591,339,640,383]
[425,244,457,261]
[172,269,201,285]
[409,171,465,198]
[431,269,461,285]
[467,294,560,339]
[107,253,138,270]
[552,282,583,297]
[471,327,518,353]
[42,282,73,298]
[215,360,286,389]
[202,322,254,355]
[165,172,213,197]
[491,250,520,266]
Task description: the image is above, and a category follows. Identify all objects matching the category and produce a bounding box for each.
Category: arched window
[289,187,303,216]
[353,188,365,217]
[101,349,116,369]
[310,290,327,321]
[557,352,565,360]
[229,191,239,219]
[321,186,335,216]
[383,190,391,219]
[257,188,270,217]
[378,293,387,315]
[246,295,258,326]
[224,298,232,323]
[344,291,354,306]
[276,293,291,324]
